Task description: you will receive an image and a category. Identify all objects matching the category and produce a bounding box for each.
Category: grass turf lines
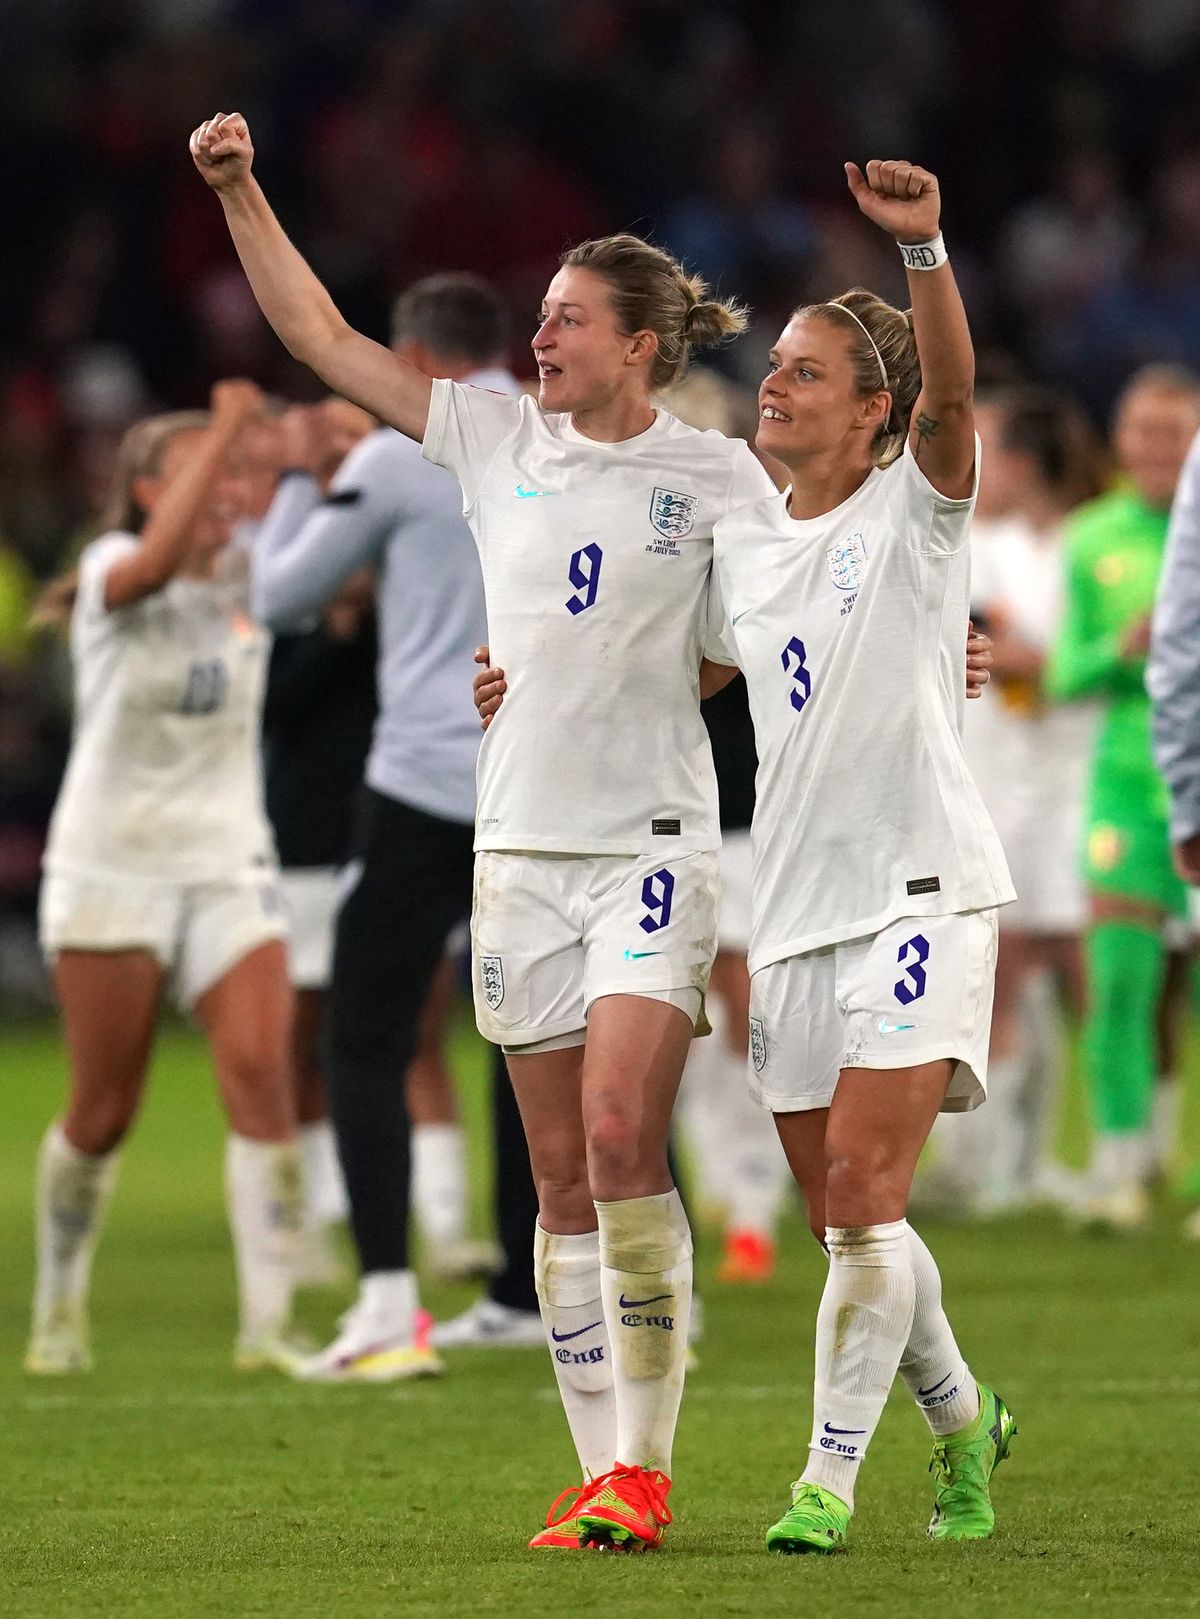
[3,1017,1200,1619]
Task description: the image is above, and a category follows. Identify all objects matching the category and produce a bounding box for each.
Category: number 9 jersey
[422,380,776,857]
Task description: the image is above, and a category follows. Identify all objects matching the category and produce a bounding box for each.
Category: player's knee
[219,1044,292,1137]
[64,1092,136,1156]
[824,1143,899,1222]
[586,1108,654,1188]
[532,1164,593,1229]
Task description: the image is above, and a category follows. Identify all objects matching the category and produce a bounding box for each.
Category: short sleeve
[704,557,739,667]
[895,434,980,556]
[727,442,780,511]
[75,533,141,621]
[421,378,524,511]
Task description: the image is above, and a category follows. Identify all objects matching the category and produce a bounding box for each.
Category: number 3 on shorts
[894,932,929,1005]
[639,868,675,934]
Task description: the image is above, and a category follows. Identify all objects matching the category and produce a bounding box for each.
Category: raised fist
[190,112,254,192]
[845,160,941,244]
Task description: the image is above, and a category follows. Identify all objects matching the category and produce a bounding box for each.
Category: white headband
[822,302,889,389]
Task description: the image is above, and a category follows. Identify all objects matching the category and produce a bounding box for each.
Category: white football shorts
[39,867,287,1009]
[747,908,999,1115]
[279,866,339,991]
[471,847,720,1048]
[716,828,752,956]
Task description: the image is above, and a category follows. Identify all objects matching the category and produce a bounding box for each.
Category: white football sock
[534,1223,615,1481]
[979,1053,1027,1209]
[1091,1131,1147,1193]
[597,1188,692,1475]
[32,1124,119,1323]
[1019,970,1064,1189]
[800,1220,915,1511]
[676,1031,734,1211]
[299,1120,347,1226]
[359,1268,419,1340]
[1150,1076,1181,1179]
[411,1122,468,1247]
[225,1135,302,1342]
[897,1226,979,1435]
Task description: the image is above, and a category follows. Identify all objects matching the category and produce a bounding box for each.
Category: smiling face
[755,313,891,471]
[532,264,654,415]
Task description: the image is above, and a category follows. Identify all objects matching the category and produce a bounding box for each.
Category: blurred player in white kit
[27,383,305,1377]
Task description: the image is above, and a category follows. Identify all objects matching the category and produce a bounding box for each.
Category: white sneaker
[1078,1183,1150,1233]
[25,1301,91,1375]
[300,1299,444,1382]
[429,1298,544,1349]
[422,1237,504,1284]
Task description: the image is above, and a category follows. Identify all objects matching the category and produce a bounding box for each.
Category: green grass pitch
[3,1012,1200,1618]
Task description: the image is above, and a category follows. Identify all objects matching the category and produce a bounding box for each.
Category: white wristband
[899,233,947,271]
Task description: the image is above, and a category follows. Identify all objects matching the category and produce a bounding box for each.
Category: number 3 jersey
[43,532,276,883]
[422,379,775,856]
[713,440,1014,975]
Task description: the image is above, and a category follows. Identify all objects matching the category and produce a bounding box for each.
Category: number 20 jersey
[422,380,776,856]
[713,441,1014,976]
[43,532,275,883]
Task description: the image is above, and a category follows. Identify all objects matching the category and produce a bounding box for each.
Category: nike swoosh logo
[514,484,557,498]
[731,609,750,624]
[551,1321,602,1342]
[619,1293,671,1309]
[624,949,662,960]
[917,1372,953,1397]
[878,1018,916,1035]
[823,1422,867,1435]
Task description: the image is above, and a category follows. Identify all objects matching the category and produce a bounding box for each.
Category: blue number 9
[566,543,603,615]
[780,636,811,713]
[639,868,675,934]
[894,933,930,1005]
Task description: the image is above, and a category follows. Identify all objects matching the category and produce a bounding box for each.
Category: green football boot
[765,1482,851,1554]
[927,1382,1016,1541]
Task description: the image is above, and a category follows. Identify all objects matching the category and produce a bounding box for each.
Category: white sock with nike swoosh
[534,1223,615,1481]
[596,1188,692,1476]
[801,1220,915,1511]
[897,1225,979,1435]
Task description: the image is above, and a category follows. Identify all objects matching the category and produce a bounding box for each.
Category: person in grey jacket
[252,274,542,1374]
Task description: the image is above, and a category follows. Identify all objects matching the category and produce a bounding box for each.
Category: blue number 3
[566,543,603,615]
[780,636,811,713]
[639,868,675,933]
[894,933,930,1005]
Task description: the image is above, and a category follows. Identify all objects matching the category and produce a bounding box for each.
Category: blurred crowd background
[4,0,1200,1001]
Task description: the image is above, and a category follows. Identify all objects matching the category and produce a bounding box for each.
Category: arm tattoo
[914,412,939,460]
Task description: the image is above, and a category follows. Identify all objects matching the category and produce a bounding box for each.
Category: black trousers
[326,787,536,1309]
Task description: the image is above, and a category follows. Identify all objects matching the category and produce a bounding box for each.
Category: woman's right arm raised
[190,113,431,443]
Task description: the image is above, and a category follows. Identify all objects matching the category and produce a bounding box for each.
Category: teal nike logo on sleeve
[624,949,663,960]
[515,484,558,498]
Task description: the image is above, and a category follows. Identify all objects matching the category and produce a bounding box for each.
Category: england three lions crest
[749,1017,767,1073]
[650,487,698,539]
[479,955,505,1011]
[827,531,868,591]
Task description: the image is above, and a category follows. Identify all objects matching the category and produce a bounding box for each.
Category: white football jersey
[714,441,1015,972]
[422,380,775,855]
[44,532,276,882]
